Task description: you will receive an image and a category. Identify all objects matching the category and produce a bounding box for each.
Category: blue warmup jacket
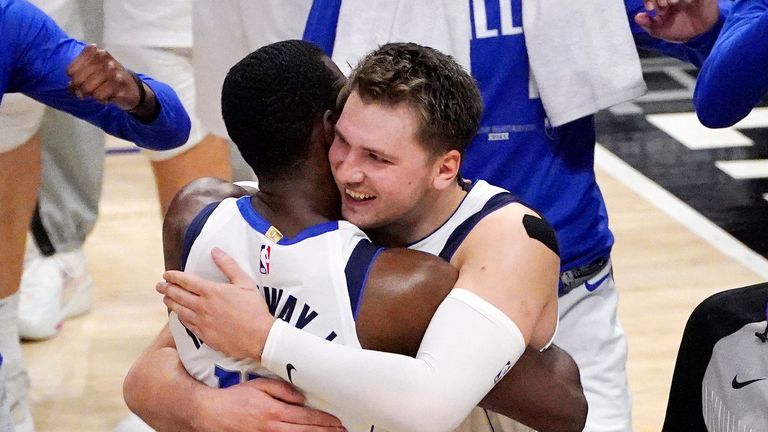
[0,0,190,150]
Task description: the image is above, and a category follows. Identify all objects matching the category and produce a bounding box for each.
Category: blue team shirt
[694,0,768,128]
[305,0,725,272]
[0,0,190,150]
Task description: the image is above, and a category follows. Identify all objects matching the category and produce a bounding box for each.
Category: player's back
[169,195,380,429]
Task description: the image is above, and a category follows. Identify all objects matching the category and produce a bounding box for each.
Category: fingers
[250,378,305,405]
[163,295,200,333]
[271,424,346,432]
[66,45,139,109]
[250,380,344,428]
[211,247,255,287]
[157,281,201,309]
[66,44,97,77]
[158,281,201,326]
[634,11,665,33]
[162,270,208,296]
[278,404,345,429]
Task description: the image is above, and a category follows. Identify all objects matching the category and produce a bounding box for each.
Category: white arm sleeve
[261,289,526,432]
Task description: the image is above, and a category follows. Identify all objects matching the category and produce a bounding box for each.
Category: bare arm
[479,345,587,432]
[357,249,586,431]
[123,326,343,432]
[162,177,249,270]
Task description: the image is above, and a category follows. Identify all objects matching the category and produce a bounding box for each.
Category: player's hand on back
[158,247,276,361]
[198,377,346,432]
[635,0,720,42]
[66,44,157,118]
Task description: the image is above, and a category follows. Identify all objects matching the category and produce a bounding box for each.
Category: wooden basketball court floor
[22,146,765,432]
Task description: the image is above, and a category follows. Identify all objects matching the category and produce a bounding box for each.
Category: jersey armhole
[180,201,221,270]
[344,239,384,319]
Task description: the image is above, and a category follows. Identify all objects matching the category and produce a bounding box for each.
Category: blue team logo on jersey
[259,245,271,274]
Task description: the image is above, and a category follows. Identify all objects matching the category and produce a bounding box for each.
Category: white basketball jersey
[409,180,534,432]
[170,196,382,429]
[409,180,513,260]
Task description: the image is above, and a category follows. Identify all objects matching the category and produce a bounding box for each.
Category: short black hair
[222,40,340,180]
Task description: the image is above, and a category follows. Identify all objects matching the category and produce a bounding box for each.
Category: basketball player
[159,43,578,431]
[694,0,768,128]
[127,41,586,431]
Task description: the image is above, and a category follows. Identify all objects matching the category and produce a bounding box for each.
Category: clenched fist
[66,44,157,118]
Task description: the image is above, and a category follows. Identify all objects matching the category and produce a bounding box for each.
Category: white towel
[522,0,646,126]
[331,0,646,127]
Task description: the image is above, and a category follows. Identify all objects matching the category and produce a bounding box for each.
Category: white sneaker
[113,413,155,432]
[18,244,93,340]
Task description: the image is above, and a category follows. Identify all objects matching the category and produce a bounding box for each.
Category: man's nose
[335,153,365,184]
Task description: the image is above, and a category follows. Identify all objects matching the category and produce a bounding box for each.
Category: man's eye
[369,152,383,162]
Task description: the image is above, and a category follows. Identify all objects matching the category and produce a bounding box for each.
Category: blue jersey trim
[344,239,384,319]
[302,0,342,55]
[181,201,221,270]
[438,192,519,261]
[405,181,480,248]
[236,196,340,245]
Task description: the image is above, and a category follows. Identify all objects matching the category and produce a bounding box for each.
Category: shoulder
[355,248,458,357]
[162,177,250,270]
[467,202,559,258]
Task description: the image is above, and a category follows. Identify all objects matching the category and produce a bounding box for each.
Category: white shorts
[106,45,207,161]
[193,0,312,139]
[554,260,633,432]
[0,94,45,153]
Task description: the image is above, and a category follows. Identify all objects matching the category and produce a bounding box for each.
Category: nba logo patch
[259,245,271,274]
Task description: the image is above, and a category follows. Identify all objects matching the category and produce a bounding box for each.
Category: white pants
[554,261,633,432]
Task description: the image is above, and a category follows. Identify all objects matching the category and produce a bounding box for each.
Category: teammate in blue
[0,0,190,429]
[125,40,586,432]
[694,0,768,128]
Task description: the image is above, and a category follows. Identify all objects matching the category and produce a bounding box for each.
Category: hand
[634,0,719,42]
[66,44,156,115]
[158,247,276,360]
[197,377,346,432]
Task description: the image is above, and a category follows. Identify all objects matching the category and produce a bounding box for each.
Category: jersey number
[214,365,260,389]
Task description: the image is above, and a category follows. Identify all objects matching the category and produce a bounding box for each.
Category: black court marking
[522,214,559,256]
[596,53,768,259]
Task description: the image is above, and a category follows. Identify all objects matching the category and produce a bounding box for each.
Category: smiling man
[157,42,574,432]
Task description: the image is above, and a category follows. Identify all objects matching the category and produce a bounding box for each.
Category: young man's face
[329,91,438,232]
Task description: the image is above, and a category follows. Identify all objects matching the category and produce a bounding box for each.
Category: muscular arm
[357,249,586,431]
[246,207,565,431]
[160,198,582,431]
[124,325,344,432]
[479,345,586,432]
[123,325,207,431]
[162,177,249,270]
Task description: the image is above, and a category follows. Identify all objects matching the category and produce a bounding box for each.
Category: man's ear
[322,110,337,145]
[432,150,461,191]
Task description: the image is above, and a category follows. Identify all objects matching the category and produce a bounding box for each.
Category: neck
[367,183,467,247]
[253,176,341,238]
